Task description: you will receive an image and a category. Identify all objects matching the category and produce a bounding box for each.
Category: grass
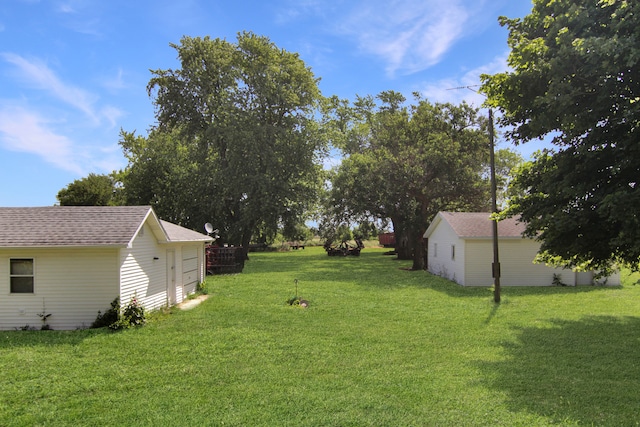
[2,247,640,426]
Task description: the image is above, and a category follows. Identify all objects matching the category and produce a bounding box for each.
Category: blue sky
[1,0,537,207]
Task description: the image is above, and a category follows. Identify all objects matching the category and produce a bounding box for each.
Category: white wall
[427,220,465,285]
[465,238,573,286]
[0,247,119,330]
[181,245,200,296]
[120,222,168,311]
[120,222,208,311]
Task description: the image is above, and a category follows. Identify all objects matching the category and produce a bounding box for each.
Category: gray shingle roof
[160,220,212,242]
[428,212,527,239]
[0,206,211,247]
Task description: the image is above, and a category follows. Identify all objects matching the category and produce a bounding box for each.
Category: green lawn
[2,247,640,426]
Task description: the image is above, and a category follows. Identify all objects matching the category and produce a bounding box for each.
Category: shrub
[92,297,120,328]
[93,296,146,330]
[120,297,146,328]
[196,281,208,295]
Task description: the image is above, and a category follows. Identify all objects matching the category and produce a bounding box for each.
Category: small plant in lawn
[286,278,309,307]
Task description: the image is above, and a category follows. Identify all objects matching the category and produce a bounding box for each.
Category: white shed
[423,211,620,287]
[0,206,212,330]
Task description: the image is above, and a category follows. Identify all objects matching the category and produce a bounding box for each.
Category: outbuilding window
[433,243,438,258]
[10,258,34,293]
[451,245,456,261]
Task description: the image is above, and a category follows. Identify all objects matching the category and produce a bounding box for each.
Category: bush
[92,297,120,328]
[92,296,146,330]
[119,296,146,328]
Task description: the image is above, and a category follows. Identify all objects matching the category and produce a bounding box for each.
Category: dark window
[10,258,34,293]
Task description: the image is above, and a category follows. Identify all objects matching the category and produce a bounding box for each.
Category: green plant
[116,296,146,329]
[552,273,568,286]
[196,281,208,295]
[92,297,120,328]
[92,296,146,330]
[37,299,52,330]
[286,278,309,307]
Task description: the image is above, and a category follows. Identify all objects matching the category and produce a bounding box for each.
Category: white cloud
[417,51,509,106]
[1,53,123,126]
[336,0,470,76]
[275,0,327,24]
[0,53,126,174]
[0,106,84,174]
[57,2,76,13]
[0,105,125,174]
[2,53,99,121]
[102,67,127,91]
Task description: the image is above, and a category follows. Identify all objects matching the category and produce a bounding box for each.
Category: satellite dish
[204,223,214,234]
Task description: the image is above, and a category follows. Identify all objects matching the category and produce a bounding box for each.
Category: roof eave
[0,243,128,249]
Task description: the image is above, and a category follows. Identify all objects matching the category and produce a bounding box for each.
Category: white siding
[164,243,206,304]
[0,248,119,330]
[427,221,465,285]
[464,238,571,286]
[575,270,620,286]
[120,222,167,311]
[182,246,199,295]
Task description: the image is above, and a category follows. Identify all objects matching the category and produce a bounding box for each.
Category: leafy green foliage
[91,297,119,328]
[482,0,640,272]
[56,173,121,206]
[91,297,146,331]
[323,91,515,269]
[120,33,325,245]
[281,221,312,243]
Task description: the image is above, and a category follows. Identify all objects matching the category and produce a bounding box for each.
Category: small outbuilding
[0,206,212,330]
[424,211,620,287]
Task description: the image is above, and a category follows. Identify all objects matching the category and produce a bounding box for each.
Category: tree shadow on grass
[476,316,640,425]
[0,327,113,349]
[425,276,621,298]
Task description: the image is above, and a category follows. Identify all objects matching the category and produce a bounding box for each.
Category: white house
[0,206,212,330]
[423,211,620,287]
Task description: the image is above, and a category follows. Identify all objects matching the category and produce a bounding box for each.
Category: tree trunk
[241,231,252,260]
[411,233,426,270]
[395,228,413,260]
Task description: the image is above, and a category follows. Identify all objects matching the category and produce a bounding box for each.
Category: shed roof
[160,220,212,242]
[424,211,528,239]
[0,206,211,248]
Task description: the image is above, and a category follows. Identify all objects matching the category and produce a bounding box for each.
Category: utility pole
[488,108,501,303]
[448,85,501,303]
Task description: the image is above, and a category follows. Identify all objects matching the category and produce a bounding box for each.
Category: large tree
[325,91,495,270]
[57,173,121,206]
[121,33,325,245]
[481,0,640,272]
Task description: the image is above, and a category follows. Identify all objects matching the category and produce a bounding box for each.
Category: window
[433,243,438,258]
[10,258,34,293]
[451,245,456,261]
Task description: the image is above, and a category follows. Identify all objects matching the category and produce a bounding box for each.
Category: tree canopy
[481,0,640,272]
[57,173,120,206]
[120,33,325,245]
[324,91,509,270]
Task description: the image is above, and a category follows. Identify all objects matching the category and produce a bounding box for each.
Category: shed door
[182,247,199,293]
[166,250,176,305]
